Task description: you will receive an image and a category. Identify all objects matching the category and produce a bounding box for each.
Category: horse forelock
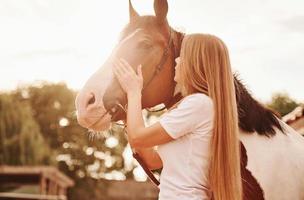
[120,16,165,41]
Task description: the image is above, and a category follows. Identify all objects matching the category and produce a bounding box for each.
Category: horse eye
[137,41,153,49]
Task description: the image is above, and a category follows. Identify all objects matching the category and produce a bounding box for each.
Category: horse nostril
[87,94,96,105]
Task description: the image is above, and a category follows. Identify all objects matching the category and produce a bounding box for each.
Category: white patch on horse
[240,121,304,200]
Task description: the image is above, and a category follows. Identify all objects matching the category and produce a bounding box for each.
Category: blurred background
[0,0,303,199]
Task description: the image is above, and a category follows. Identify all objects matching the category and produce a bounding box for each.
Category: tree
[0,93,52,165]
[13,83,130,180]
[267,92,299,117]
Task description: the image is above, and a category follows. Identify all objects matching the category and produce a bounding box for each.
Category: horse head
[75,0,183,131]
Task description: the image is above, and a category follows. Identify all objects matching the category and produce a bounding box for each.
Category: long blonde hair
[179,33,242,200]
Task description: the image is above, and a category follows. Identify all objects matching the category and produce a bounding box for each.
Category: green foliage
[9,83,130,180]
[267,92,299,117]
[0,94,52,165]
[14,83,77,149]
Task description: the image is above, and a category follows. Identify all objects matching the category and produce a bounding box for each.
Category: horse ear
[129,0,139,23]
[154,0,168,23]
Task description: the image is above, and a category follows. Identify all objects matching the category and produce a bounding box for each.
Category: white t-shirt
[157,93,214,200]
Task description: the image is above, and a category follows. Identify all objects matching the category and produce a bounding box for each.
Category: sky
[0,0,303,103]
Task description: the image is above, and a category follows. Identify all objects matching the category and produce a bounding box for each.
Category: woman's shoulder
[183,93,213,105]
[178,93,213,111]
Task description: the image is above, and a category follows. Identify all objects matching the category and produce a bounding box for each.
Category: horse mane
[234,74,284,137]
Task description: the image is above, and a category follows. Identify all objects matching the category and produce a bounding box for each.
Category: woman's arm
[133,147,163,170]
[126,93,173,148]
[114,59,174,148]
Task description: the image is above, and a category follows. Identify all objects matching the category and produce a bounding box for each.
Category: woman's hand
[113,59,143,97]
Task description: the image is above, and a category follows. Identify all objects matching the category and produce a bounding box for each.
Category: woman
[113,33,242,200]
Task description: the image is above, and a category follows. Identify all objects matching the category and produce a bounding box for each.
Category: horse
[75,0,304,199]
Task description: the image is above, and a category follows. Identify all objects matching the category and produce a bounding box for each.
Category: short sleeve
[159,93,213,139]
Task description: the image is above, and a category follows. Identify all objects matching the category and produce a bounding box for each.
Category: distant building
[0,165,74,200]
[283,106,304,135]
